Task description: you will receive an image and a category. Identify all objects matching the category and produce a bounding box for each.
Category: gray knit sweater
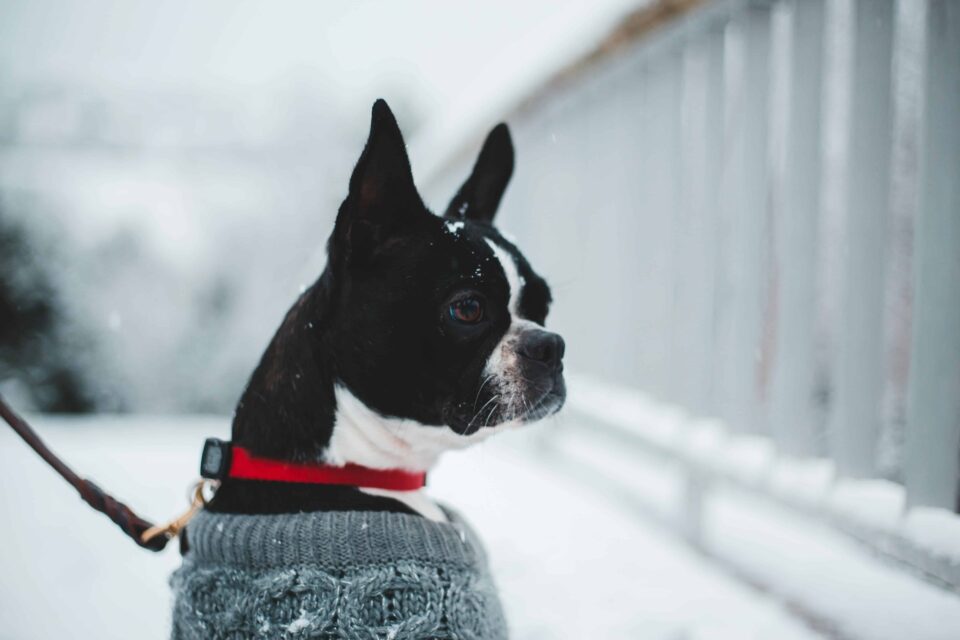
[170,508,507,639]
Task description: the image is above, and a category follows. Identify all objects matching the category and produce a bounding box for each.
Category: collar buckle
[200,438,232,480]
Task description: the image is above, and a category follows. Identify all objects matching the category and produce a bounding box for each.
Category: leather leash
[0,393,194,552]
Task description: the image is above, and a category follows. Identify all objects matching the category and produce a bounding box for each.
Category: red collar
[225,445,426,492]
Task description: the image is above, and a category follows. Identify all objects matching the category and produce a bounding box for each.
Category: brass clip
[140,479,217,545]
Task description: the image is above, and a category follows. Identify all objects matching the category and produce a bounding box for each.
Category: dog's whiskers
[467,393,500,433]
[472,374,496,411]
[482,399,500,429]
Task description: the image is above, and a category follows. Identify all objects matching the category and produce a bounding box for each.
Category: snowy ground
[0,414,955,639]
[0,414,814,639]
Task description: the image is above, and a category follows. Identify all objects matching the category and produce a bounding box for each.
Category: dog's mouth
[512,372,566,423]
[450,371,566,435]
[521,376,566,422]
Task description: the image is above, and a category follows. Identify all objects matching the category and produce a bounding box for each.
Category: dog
[171,99,565,639]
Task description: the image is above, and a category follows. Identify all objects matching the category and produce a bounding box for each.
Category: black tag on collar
[200,438,231,480]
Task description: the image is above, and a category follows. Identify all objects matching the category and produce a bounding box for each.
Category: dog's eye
[449,297,484,324]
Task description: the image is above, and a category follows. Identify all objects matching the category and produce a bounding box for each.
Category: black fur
[206,480,417,515]
[211,100,563,517]
[444,123,515,223]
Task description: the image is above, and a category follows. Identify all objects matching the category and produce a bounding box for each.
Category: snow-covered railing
[563,375,960,592]
[418,0,960,595]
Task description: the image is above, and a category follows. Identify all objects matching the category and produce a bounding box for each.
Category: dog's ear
[444,123,514,223]
[334,99,424,263]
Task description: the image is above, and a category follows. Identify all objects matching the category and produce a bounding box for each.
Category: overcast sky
[0,0,636,119]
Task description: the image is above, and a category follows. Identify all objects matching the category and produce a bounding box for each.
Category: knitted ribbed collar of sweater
[171,508,508,640]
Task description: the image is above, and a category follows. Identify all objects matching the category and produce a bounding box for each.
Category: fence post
[904,0,960,511]
[717,1,772,434]
[646,52,684,403]
[830,0,895,478]
[673,39,703,413]
[700,25,726,419]
[675,24,726,419]
[769,0,826,457]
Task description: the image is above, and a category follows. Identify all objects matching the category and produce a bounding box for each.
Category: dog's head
[233,100,564,463]
[328,99,565,435]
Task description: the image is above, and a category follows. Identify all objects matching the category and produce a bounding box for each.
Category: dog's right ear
[333,99,424,264]
[444,123,514,223]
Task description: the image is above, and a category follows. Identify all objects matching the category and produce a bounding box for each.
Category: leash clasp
[140,479,217,545]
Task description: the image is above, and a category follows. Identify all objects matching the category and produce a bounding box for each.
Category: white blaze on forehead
[485,238,525,315]
[482,236,537,424]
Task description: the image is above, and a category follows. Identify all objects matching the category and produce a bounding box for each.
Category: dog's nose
[519,330,565,370]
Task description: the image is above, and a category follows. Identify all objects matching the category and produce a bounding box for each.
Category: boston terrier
[203,99,566,521]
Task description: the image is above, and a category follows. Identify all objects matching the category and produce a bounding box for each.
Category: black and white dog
[205,99,565,522]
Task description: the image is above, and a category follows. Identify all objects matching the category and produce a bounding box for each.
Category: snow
[545,417,960,640]
[1,414,821,640]
[560,373,960,628]
[684,419,728,464]
[568,373,685,449]
[542,418,684,519]
[444,220,465,234]
[903,508,960,563]
[705,489,960,640]
[565,374,960,566]
[286,609,311,634]
[768,457,836,508]
[827,479,906,533]
[4,409,960,639]
[717,435,776,485]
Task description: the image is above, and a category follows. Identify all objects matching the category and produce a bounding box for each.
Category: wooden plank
[673,26,726,417]
[716,2,772,434]
[904,0,960,511]
[645,53,685,400]
[830,0,895,478]
[769,0,827,457]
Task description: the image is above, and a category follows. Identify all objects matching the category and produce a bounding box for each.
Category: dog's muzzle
[515,328,566,421]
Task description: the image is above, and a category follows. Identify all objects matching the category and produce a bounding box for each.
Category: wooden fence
[419,0,960,594]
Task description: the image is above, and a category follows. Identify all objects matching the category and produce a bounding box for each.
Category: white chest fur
[359,488,449,522]
[325,385,516,520]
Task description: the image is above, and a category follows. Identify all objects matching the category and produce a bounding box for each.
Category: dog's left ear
[347,99,421,214]
[333,99,425,264]
[444,123,514,223]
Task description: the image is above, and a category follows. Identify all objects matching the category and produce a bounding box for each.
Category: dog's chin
[448,374,566,436]
[520,387,566,423]
[518,375,566,423]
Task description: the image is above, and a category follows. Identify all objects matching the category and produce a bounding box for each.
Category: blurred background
[0,0,632,414]
[1,0,959,639]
